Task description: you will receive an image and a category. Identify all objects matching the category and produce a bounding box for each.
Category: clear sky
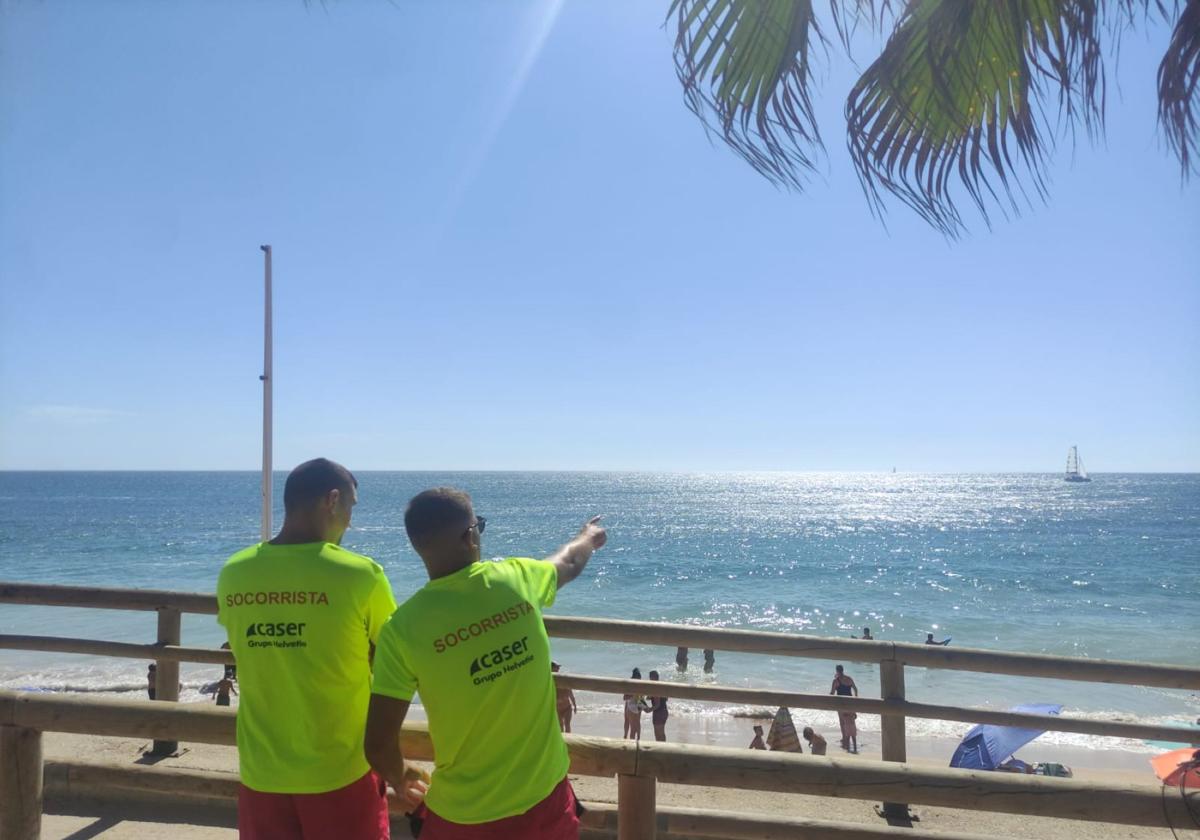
[1,1,1197,472]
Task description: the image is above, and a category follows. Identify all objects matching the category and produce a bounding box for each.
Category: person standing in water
[552,662,577,733]
[925,633,951,645]
[647,670,669,742]
[802,727,827,755]
[830,665,858,751]
[146,664,156,701]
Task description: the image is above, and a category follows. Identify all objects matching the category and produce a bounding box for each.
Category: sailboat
[1065,446,1091,483]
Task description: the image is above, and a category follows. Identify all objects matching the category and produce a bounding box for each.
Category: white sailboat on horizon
[1065,446,1091,483]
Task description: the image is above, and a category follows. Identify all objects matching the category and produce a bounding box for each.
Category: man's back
[372,557,566,823]
[217,541,396,793]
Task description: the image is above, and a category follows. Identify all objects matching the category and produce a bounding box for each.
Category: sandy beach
[35,703,1197,840]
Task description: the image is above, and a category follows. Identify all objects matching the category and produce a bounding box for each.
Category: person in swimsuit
[647,670,669,742]
[675,647,688,672]
[749,725,766,750]
[853,627,873,640]
[146,664,156,701]
[703,649,715,673]
[552,662,577,733]
[803,726,827,755]
[215,676,238,707]
[925,633,950,645]
[623,668,649,740]
[830,664,858,751]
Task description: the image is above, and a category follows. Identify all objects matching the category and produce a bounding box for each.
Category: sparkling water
[1,471,1197,751]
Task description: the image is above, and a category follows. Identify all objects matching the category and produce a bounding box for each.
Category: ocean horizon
[2,470,1197,754]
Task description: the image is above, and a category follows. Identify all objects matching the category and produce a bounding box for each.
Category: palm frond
[1158,0,1200,176]
[845,1,1105,237]
[667,0,825,189]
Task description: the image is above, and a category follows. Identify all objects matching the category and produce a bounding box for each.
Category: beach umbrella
[949,703,1063,770]
[766,707,802,752]
[1151,748,1200,789]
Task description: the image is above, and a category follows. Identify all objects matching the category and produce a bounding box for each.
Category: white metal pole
[260,245,273,542]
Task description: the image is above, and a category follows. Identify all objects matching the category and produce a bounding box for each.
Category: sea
[1,471,1197,754]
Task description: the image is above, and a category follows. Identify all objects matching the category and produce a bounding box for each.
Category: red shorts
[238,771,389,840]
[415,777,579,840]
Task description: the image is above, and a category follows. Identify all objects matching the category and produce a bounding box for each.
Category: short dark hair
[405,487,473,549]
[283,458,357,514]
[835,664,844,673]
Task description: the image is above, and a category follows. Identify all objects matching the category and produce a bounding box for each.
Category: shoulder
[218,544,263,583]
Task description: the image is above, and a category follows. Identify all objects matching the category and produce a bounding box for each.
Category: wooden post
[617,773,656,840]
[878,660,908,821]
[0,725,43,840]
[152,607,182,755]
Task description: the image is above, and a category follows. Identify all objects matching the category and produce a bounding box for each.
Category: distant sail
[1065,446,1091,482]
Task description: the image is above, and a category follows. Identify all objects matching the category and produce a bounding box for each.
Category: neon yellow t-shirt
[217,541,396,793]
[372,558,567,824]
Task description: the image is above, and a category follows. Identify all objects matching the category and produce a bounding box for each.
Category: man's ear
[325,488,341,511]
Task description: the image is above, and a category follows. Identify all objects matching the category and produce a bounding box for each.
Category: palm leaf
[1158,0,1200,176]
[667,0,825,189]
[845,0,1105,236]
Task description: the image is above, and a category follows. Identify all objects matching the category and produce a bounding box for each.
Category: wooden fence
[2,580,1199,839]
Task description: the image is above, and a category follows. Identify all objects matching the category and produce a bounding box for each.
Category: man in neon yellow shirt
[365,487,606,839]
[218,458,412,840]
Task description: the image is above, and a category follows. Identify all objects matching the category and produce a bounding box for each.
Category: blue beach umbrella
[950,704,1064,770]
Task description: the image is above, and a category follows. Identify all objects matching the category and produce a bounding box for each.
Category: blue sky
[1,1,1197,472]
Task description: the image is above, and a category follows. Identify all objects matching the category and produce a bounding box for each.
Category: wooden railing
[2,580,1199,839]
[2,691,1198,840]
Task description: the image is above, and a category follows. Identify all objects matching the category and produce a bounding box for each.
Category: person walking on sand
[552,662,577,733]
[217,458,403,840]
[803,726,827,755]
[647,670,669,742]
[365,488,606,840]
[749,725,766,750]
[623,668,650,740]
[215,676,238,707]
[830,664,858,751]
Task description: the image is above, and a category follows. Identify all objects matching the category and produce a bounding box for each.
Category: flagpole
[260,245,273,542]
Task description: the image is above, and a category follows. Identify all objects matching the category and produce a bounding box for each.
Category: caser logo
[246,621,307,638]
[468,636,532,685]
[245,621,308,650]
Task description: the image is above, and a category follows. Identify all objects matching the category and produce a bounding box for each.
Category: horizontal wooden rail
[0,635,233,665]
[0,582,217,615]
[42,761,1009,840]
[5,581,1199,689]
[557,675,1200,745]
[2,690,1196,829]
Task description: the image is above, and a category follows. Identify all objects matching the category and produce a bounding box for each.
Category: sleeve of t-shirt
[215,568,229,629]
[509,557,557,609]
[365,563,398,644]
[371,618,418,702]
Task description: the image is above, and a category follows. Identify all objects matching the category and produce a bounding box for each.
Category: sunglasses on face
[467,516,486,536]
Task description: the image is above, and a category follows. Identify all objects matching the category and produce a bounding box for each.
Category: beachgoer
[854,627,873,640]
[749,725,766,750]
[552,661,577,733]
[215,676,237,707]
[221,641,236,681]
[147,664,156,700]
[624,667,650,740]
[217,458,403,840]
[925,633,950,646]
[802,726,827,756]
[675,646,688,672]
[703,649,715,673]
[830,664,858,751]
[365,487,606,839]
[648,670,669,742]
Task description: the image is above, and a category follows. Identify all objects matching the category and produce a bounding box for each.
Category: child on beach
[803,726,827,755]
[623,668,651,739]
[749,725,766,750]
[552,662,577,733]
